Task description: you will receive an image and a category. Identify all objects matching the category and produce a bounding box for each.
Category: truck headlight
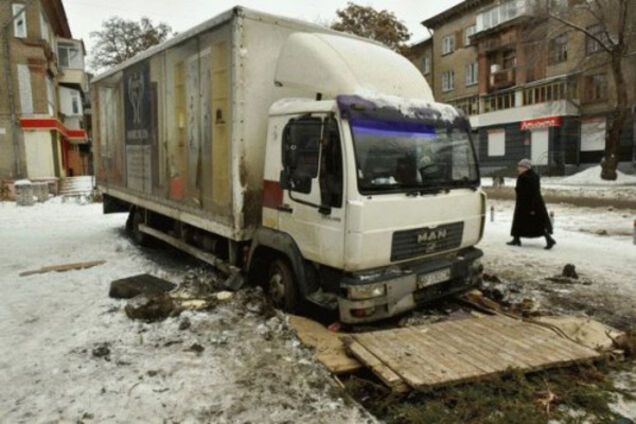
[348,283,386,300]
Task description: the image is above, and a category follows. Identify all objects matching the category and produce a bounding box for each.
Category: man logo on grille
[417,228,448,244]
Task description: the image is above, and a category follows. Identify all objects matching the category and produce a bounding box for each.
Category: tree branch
[547,12,613,53]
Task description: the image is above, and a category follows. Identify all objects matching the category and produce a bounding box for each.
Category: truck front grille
[391,222,464,262]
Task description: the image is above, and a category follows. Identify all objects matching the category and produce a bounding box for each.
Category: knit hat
[518,158,532,169]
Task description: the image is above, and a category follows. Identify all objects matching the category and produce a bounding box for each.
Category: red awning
[19,117,87,142]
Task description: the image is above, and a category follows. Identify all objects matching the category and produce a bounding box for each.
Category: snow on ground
[481,166,636,202]
[558,165,636,186]
[1,197,634,422]
[480,199,636,328]
[0,200,374,424]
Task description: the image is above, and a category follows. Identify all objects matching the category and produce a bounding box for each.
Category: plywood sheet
[351,315,602,391]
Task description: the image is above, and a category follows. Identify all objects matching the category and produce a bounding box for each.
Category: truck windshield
[350,118,479,194]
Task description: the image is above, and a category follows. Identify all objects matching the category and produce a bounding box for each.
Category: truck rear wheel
[267,259,299,313]
[127,208,150,246]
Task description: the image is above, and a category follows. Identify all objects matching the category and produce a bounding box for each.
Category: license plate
[417,268,451,289]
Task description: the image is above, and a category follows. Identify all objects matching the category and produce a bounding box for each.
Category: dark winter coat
[511,169,553,238]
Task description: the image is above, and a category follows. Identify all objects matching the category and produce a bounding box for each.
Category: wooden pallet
[348,315,602,391]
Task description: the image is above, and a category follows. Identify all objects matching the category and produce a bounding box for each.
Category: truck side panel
[93,23,237,237]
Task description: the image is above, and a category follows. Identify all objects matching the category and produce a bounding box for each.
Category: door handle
[277,204,293,213]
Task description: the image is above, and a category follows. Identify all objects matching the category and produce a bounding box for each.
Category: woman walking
[507,159,556,249]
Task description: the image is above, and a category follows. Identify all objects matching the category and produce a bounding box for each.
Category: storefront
[19,117,88,178]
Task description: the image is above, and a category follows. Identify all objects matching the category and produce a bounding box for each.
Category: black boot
[545,234,556,250]
[507,238,521,246]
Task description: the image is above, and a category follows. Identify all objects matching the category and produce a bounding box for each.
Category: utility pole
[2,1,37,178]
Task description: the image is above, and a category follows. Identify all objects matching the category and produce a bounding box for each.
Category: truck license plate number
[417,268,451,289]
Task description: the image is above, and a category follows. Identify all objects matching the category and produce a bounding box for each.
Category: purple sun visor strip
[350,118,437,138]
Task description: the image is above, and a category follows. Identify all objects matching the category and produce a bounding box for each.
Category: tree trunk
[601,51,628,181]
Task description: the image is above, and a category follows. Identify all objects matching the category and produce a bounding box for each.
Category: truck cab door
[278,115,346,267]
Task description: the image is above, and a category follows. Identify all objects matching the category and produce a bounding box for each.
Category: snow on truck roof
[92,6,386,84]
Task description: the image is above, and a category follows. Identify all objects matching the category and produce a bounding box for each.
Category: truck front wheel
[267,259,299,313]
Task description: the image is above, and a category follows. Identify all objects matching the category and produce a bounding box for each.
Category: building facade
[412,0,636,175]
[0,0,90,181]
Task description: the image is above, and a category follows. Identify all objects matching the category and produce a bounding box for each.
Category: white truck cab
[257,94,485,323]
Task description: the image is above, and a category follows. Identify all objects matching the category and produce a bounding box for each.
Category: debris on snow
[20,260,106,277]
[125,293,180,322]
[215,291,234,301]
[108,274,176,299]
[562,264,579,280]
[92,343,111,360]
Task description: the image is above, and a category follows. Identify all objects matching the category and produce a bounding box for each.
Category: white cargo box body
[92,8,325,241]
[92,7,433,242]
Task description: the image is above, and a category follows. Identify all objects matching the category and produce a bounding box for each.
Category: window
[487,130,505,156]
[46,76,55,116]
[584,73,608,102]
[421,55,431,75]
[39,11,50,43]
[320,118,343,208]
[503,50,516,69]
[464,25,476,46]
[58,42,81,68]
[282,117,322,194]
[442,70,455,92]
[71,92,81,115]
[580,118,606,151]
[442,35,455,55]
[586,25,608,55]
[549,34,568,64]
[17,64,33,114]
[465,62,478,86]
[12,4,27,38]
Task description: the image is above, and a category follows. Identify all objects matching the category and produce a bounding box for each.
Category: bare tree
[531,0,635,180]
[90,17,173,71]
[331,2,410,53]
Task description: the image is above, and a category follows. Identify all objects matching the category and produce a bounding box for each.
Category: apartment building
[0,0,90,181]
[413,0,636,175]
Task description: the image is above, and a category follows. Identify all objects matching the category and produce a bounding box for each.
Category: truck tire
[128,208,150,246]
[267,259,299,313]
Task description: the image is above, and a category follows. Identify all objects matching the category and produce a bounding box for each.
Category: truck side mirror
[285,143,299,169]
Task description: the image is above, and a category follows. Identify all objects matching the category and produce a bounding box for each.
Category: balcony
[476,0,529,34]
[56,38,89,92]
[490,67,516,90]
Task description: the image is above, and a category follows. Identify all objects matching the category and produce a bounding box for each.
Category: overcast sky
[63,0,462,68]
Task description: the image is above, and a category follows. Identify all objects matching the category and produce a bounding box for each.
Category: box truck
[93,7,486,323]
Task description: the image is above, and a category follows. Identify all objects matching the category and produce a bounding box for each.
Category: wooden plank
[288,315,361,374]
[354,330,449,387]
[458,319,557,368]
[479,316,597,363]
[19,260,106,277]
[402,327,485,382]
[347,341,409,393]
[350,315,603,391]
[431,319,538,369]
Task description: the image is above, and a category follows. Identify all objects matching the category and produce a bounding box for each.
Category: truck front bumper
[338,247,483,324]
